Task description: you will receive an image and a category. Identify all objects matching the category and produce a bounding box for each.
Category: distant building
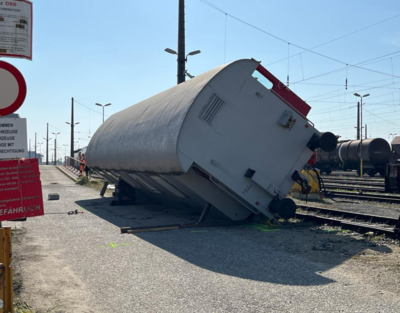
[27,151,44,165]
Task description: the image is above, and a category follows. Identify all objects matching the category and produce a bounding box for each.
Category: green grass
[76,177,103,190]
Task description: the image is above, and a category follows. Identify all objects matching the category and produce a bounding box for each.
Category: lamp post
[66,121,79,157]
[95,103,111,123]
[164,48,201,84]
[63,144,68,157]
[43,137,52,165]
[52,132,60,165]
[37,142,43,155]
[390,133,397,141]
[37,142,43,164]
[354,93,370,177]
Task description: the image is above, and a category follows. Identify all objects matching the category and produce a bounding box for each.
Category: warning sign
[0,117,27,159]
[0,0,33,60]
[0,158,44,221]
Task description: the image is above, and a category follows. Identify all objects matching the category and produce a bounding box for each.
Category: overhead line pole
[70,97,74,158]
[177,0,185,84]
[357,102,360,140]
[35,132,37,158]
[46,123,49,165]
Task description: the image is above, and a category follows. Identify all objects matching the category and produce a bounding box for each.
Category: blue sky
[5,0,400,159]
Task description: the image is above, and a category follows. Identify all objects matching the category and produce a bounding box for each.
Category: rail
[296,204,400,238]
[326,191,400,204]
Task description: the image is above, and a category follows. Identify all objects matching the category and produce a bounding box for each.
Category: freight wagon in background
[315,138,391,177]
[315,137,400,192]
[86,58,336,221]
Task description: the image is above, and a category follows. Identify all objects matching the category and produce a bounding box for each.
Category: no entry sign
[0,158,44,221]
[0,61,27,116]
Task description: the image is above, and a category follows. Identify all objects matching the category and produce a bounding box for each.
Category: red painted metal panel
[0,158,44,221]
[256,64,311,118]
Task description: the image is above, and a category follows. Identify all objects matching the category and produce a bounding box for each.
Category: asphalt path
[9,166,400,312]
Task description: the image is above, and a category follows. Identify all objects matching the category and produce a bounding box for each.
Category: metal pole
[365,124,367,139]
[360,97,363,177]
[70,97,74,158]
[102,106,105,123]
[357,102,360,140]
[35,132,37,158]
[54,138,57,165]
[177,0,185,84]
[46,123,49,165]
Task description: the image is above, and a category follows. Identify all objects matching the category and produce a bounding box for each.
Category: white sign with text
[0,0,33,60]
[0,117,28,159]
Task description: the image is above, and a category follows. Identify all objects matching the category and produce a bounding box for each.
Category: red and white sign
[0,158,44,221]
[0,0,33,60]
[0,61,26,116]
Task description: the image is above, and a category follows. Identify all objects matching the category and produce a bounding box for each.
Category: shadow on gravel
[76,197,392,287]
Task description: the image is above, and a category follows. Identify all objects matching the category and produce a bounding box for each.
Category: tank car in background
[385,136,400,192]
[316,138,391,177]
[86,58,336,221]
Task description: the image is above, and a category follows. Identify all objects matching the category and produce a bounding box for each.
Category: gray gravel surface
[8,166,400,312]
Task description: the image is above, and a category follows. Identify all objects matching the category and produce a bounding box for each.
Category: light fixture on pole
[66,121,79,156]
[390,133,397,140]
[164,48,201,84]
[43,137,52,165]
[353,93,370,177]
[51,132,61,165]
[63,144,68,158]
[95,103,112,123]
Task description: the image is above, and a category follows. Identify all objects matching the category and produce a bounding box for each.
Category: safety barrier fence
[63,156,83,176]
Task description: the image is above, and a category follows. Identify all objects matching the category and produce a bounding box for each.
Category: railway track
[321,175,383,182]
[324,185,385,193]
[325,191,400,203]
[322,179,384,187]
[296,204,400,238]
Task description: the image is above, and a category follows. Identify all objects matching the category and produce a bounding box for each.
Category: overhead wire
[265,13,400,67]
[199,0,400,80]
[48,124,69,134]
[74,100,105,116]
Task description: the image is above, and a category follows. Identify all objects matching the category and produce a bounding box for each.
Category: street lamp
[63,144,68,157]
[95,103,111,123]
[37,142,43,155]
[43,137,52,165]
[66,121,79,157]
[354,93,370,177]
[390,133,397,140]
[164,48,201,84]
[51,132,60,165]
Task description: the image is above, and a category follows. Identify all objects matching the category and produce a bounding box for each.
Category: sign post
[0,2,33,311]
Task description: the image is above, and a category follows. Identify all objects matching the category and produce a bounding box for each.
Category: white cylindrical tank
[87,59,334,221]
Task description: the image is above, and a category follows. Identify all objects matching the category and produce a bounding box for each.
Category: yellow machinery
[291,169,321,200]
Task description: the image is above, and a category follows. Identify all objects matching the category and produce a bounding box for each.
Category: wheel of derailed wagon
[269,198,297,219]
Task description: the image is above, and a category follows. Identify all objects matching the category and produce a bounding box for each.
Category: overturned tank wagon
[86,59,336,221]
